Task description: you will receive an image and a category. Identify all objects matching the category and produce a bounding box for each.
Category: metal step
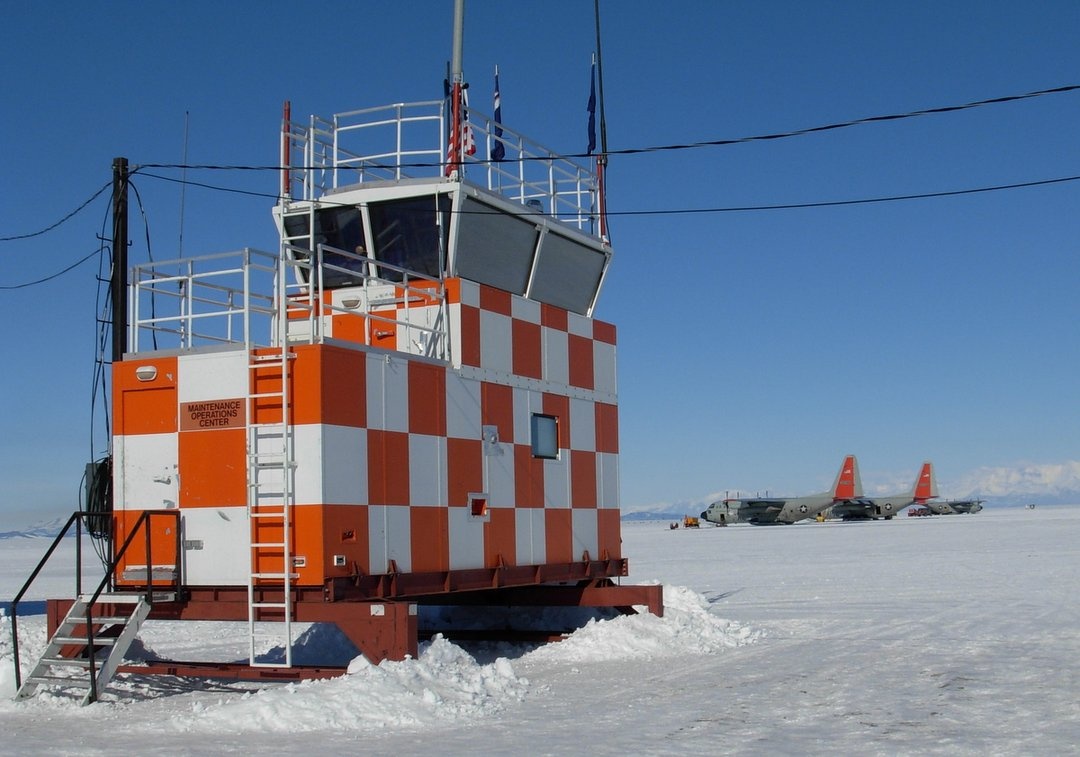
[51,635,118,647]
[25,674,94,688]
[15,593,152,705]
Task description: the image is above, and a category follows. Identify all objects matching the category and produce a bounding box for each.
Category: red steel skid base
[46,560,663,681]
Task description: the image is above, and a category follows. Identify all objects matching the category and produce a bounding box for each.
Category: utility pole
[111,157,129,363]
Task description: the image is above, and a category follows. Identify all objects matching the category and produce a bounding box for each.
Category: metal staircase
[15,593,150,705]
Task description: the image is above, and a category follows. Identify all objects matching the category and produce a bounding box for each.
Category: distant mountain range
[0,516,71,540]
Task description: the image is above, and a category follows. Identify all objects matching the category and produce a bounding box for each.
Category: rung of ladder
[251,542,286,548]
[249,391,288,400]
[251,602,290,609]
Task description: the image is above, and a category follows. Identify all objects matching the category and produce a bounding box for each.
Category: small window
[468,492,490,521]
[531,413,559,459]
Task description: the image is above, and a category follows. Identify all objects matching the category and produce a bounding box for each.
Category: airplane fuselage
[702,494,836,525]
[925,499,983,515]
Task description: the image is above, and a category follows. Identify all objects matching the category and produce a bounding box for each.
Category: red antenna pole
[281,100,291,200]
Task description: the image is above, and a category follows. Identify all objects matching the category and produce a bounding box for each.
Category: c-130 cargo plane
[700,455,861,526]
[830,461,938,520]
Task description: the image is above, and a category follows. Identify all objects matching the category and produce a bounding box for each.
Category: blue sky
[2,1,1078,526]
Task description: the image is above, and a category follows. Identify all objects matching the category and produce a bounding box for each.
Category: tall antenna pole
[593,0,610,241]
[111,157,129,363]
[281,100,292,201]
[447,0,466,173]
[178,111,189,257]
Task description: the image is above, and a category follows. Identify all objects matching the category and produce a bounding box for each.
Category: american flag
[445,85,476,176]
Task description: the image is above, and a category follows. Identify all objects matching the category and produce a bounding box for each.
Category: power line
[4,83,1077,245]
[133,83,1080,169]
[134,169,1080,216]
[603,84,1080,157]
[0,248,103,290]
[606,175,1080,216]
[0,181,112,242]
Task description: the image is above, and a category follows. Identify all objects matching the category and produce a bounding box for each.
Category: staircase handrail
[8,509,181,698]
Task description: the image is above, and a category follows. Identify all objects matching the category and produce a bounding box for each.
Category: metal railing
[129,245,450,362]
[8,509,181,696]
[129,248,279,352]
[287,242,451,361]
[282,100,600,234]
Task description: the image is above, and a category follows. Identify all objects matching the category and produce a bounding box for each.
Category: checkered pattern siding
[113,278,620,586]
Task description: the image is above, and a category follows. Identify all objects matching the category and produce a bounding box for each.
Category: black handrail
[8,509,181,700]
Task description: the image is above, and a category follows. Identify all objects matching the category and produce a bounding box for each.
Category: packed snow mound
[523,583,761,664]
[169,635,527,734]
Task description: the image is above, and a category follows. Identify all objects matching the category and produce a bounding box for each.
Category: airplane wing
[831,498,876,520]
[739,499,787,524]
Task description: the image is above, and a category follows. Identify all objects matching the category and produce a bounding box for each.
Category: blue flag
[491,68,506,162]
[587,61,597,154]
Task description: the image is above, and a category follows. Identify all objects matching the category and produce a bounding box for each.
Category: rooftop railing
[282,100,601,235]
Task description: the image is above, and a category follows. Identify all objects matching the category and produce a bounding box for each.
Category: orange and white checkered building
[113,277,622,588]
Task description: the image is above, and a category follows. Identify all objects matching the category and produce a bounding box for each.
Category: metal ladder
[15,593,150,705]
[245,264,298,667]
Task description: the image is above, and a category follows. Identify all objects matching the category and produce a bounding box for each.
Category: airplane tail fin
[832,455,862,500]
[912,461,938,502]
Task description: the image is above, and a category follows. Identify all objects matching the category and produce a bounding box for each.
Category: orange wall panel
[593,320,617,345]
[447,437,483,506]
[367,430,411,505]
[597,509,623,561]
[481,382,514,443]
[290,345,367,428]
[178,428,246,507]
[595,402,619,454]
[111,509,181,586]
[511,319,542,379]
[459,305,481,367]
[409,362,447,437]
[567,334,595,390]
[484,508,517,567]
[570,451,598,508]
[540,303,568,331]
[544,509,573,564]
[319,504,371,577]
[513,445,545,508]
[114,356,179,436]
[479,285,512,316]
[410,506,449,572]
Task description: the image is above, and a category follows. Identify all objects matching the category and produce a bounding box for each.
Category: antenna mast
[593,0,610,241]
[447,0,466,174]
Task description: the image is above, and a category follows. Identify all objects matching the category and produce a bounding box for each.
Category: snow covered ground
[2,506,1079,755]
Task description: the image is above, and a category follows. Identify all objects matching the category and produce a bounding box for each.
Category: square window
[531,413,559,459]
[468,492,490,521]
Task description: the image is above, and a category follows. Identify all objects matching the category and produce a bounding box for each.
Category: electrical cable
[131,83,1080,169]
[0,181,112,242]
[132,169,1080,217]
[2,83,1075,247]
[0,249,101,289]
